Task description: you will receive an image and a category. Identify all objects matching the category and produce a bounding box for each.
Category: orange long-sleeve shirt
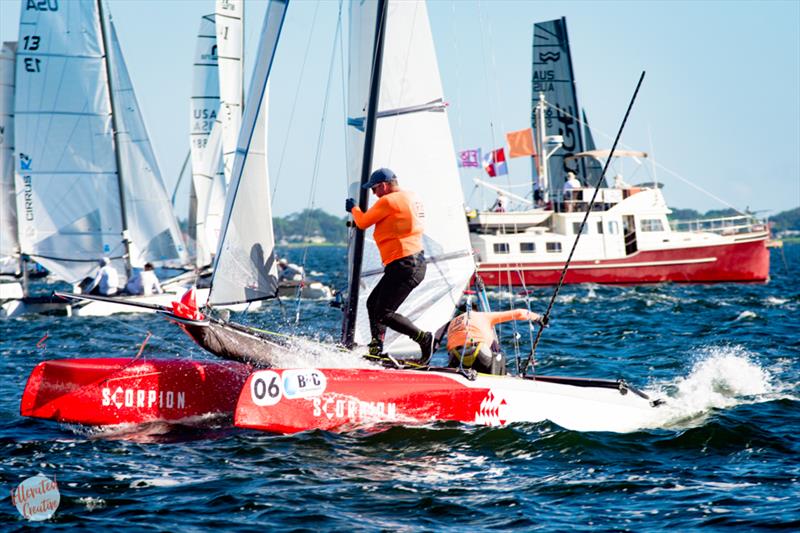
[446,309,537,350]
[351,189,424,266]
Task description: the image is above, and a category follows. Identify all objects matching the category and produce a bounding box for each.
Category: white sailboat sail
[106,20,188,269]
[215,0,244,186]
[346,0,475,352]
[197,122,226,268]
[190,14,224,268]
[0,42,18,275]
[208,0,288,306]
[532,18,586,194]
[14,1,125,283]
[13,0,186,284]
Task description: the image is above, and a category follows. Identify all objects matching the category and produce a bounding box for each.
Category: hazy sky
[1,0,798,218]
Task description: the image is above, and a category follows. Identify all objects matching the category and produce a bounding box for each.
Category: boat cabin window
[572,222,588,235]
[597,221,604,234]
[546,242,562,253]
[641,218,664,232]
[520,242,536,253]
[493,243,510,254]
[608,221,619,234]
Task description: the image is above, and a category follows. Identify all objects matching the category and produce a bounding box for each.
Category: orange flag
[506,128,536,158]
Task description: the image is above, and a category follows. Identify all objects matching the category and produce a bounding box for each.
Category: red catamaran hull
[234,368,659,434]
[21,358,251,426]
[477,238,770,286]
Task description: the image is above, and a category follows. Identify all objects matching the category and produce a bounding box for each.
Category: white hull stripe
[479,256,717,272]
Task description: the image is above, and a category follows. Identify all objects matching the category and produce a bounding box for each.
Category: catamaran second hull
[234,367,662,434]
[168,314,291,368]
[21,358,251,426]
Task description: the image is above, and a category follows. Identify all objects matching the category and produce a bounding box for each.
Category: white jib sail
[190,14,223,268]
[14,1,125,284]
[106,20,188,269]
[215,0,244,187]
[208,0,288,307]
[347,0,475,352]
[0,41,19,275]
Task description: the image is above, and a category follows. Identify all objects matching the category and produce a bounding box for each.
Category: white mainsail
[15,1,124,283]
[346,0,475,352]
[208,0,287,306]
[13,0,186,284]
[190,14,225,268]
[215,0,244,186]
[0,42,18,276]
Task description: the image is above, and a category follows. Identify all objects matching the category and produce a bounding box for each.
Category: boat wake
[642,345,793,430]
[65,412,234,443]
[264,336,375,369]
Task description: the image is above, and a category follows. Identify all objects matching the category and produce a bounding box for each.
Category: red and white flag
[482,148,508,177]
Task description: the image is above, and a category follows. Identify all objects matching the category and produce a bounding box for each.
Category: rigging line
[521,71,646,377]
[518,275,536,376]
[545,97,748,215]
[171,150,191,206]
[648,160,748,215]
[337,0,349,201]
[293,2,344,326]
[476,0,512,192]
[93,312,193,358]
[270,0,322,203]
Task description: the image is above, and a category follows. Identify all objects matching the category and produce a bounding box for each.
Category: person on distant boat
[490,192,507,212]
[124,262,163,296]
[562,171,582,212]
[345,167,433,362]
[84,257,119,296]
[277,258,305,282]
[613,173,630,189]
[445,305,546,375]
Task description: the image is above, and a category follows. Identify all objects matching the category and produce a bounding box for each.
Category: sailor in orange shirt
[345,168,433,361]
[445,306,546,375]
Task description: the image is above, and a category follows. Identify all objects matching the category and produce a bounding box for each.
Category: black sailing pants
[366,251,427,342]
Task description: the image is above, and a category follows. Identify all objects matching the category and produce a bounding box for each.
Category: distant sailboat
[215,0,244,187]
[0,41,24,310]
[189,13,226,271]
[8,0,189,317]
[189,5,331,303]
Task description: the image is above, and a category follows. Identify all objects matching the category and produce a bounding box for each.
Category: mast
[535,93,547,204]
[342,0,389,348]
[96,0,132,277]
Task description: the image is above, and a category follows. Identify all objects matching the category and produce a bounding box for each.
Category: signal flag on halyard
[457,148,482,168]
[506,128,536,158]
[482,148,508,177]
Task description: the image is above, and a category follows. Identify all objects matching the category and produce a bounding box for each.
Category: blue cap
[362,168,396,189]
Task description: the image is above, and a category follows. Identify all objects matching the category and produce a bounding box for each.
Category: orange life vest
[351,189,424,265]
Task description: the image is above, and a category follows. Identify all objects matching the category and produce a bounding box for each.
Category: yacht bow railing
[670,214,767,236]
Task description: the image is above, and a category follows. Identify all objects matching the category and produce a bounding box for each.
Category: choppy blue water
[1,245,798,530]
